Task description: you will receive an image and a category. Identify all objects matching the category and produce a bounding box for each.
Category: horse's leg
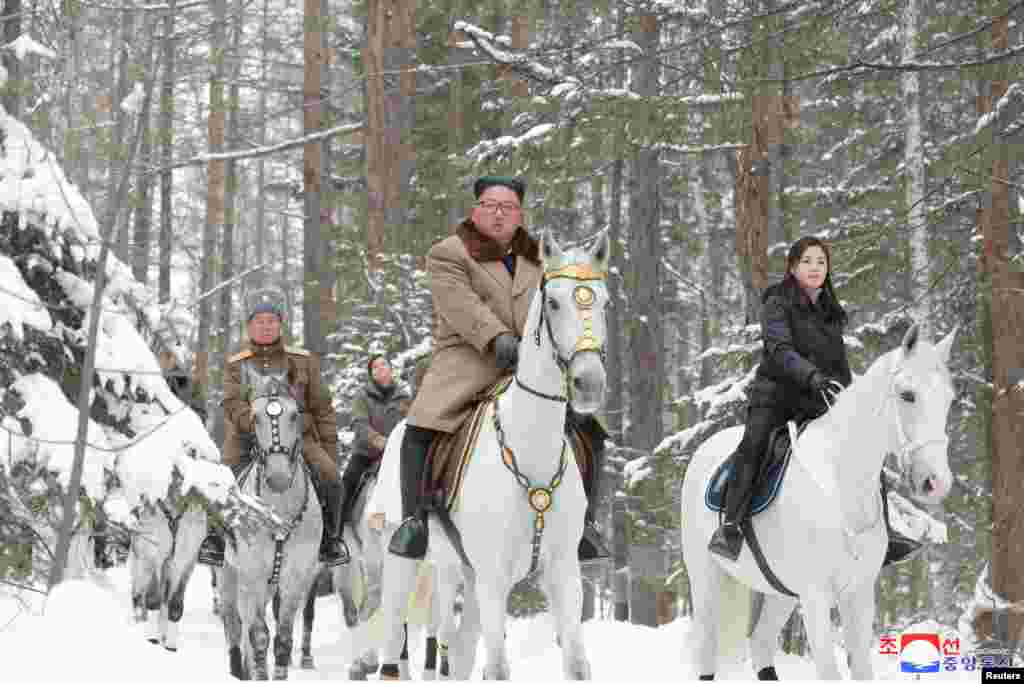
[801,590,841,679]
[145,576,163,644]
[300,576,317,669]
[244,588,271,680]
[749,594,797,679]
[378,556,420,680]
[686,547,724,679]
[220,567,246,679]
[211,566,221,616]
[398,622,411,679]
[542,559,590,680]
[839,579,876,680]
[435,566,459,681]
[422,565,442,681]
[446,575,480,680]
[476,578,512,680]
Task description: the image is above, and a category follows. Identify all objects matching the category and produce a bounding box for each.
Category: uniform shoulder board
[228,349,254,364]
[285,346,311,357]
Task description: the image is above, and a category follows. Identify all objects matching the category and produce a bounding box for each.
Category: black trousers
[724,404,796,523]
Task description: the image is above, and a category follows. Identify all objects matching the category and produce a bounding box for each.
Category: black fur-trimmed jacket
[747,277,853,418]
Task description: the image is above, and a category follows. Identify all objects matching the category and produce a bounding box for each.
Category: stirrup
[708,523,742,561]
[388,515,428,560]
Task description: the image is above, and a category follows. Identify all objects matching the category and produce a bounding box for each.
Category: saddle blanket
[704,421,799,517]
[366,376,591,527]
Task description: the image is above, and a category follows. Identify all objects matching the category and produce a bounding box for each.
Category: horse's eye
[900,390,916,403]
[549,299,560,311]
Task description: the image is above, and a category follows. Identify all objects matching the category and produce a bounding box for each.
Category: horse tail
[716,570,753,662]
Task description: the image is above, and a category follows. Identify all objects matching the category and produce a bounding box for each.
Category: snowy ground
[0,567,984,681]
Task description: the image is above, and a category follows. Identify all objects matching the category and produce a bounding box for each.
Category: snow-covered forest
[1,0,1023,675]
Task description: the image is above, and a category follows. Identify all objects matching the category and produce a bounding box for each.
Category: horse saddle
[704,419,807,516]
[426,376,592,513]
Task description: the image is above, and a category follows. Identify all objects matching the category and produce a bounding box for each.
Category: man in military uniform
[387,175,611,563]
[197,288,349,567]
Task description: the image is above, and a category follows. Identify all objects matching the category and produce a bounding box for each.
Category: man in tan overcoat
[197,288,349,567]
[387,176,610,563]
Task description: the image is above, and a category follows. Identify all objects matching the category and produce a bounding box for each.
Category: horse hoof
[272,665,288,680]
[300,654,314,669]
[147,637,160,645]
[163,645,177,653]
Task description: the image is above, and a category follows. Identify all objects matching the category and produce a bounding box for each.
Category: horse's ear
[589,230,610,271]
[901,323,920,356]
[935,325,958,365]
[540,229,564,266]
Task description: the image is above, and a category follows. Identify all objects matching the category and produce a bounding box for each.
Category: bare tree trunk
[197,0,228,414]
[607,5,628,624]
[2,0,21,118]
[132,30,159,283]
[112,7,135,264]
[984,9,1024,645]
[158,0,176,303]
[303,0,323,352]
[903,0,929,338]
[254,0,269,291]
[214,0,243,447]
[626,7,664,629]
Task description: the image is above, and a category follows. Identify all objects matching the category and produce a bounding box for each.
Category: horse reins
[497,260,607,578]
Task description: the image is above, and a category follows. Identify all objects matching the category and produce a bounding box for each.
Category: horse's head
[537,230,611,414]
[885,323,958,505]
[249,372,303,493]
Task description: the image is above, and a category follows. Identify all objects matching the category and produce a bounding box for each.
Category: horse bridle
[516,262,608,403]
[877,365,950,491]
[250,391,305,494]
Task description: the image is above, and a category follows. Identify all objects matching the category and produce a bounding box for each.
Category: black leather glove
[493,333,519,372]
[808,371,842,398]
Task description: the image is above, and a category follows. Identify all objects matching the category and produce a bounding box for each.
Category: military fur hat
[245,287,286,321]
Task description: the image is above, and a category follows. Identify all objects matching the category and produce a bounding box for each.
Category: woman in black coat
[708,236,921,566]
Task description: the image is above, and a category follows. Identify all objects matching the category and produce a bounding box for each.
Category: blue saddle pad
[705,425,796,517]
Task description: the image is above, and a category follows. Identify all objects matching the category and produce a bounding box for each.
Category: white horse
[345,470,468,679]
[373,230,611,680]
[129,493,206,651]
[219,370,322,680]
[681,324,957,679]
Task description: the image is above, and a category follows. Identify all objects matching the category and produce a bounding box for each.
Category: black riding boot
[318,478,351,566]
[198,531,226,567]
[574,413,610,563]
[881,473,923,566]
[388,425,436,559]
[708,454,757,562]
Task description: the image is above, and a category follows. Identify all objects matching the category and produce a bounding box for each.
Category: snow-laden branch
[975,82,1024,137]
[148,121,364,175]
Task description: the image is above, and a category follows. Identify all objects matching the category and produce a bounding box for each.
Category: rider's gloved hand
[493,333,519,372]
[808,371,842,398]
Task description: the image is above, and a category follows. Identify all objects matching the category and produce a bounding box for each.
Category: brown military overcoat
[407,219,542,433]
[222,337,339,482]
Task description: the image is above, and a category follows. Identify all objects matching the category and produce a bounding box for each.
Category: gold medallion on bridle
[573,285,595,308]
[528,487,553,514]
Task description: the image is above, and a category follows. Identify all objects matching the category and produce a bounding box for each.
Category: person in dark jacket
[341,354,412,526]
[708,236,922,566]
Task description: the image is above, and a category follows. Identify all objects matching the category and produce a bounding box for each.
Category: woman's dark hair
[367,354,388,376]
[782,236,848,327]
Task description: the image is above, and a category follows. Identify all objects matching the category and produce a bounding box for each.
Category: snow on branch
[3,35,56,62]
[152,121,364,174]
[975,82,1024,137]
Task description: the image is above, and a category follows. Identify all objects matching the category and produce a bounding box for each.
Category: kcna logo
[899,633,941,674]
